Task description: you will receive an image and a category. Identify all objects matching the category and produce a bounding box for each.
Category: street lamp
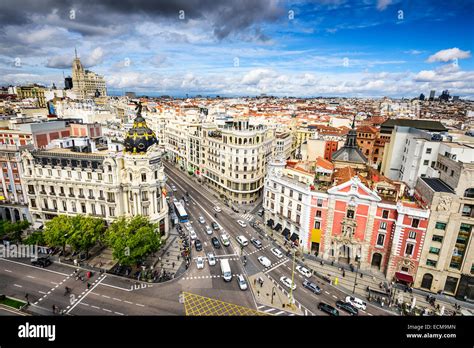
[288,248,297,310]
[352,266,358,294]
[271,286,276,305]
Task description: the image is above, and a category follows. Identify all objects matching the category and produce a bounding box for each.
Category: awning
[274,223,282,231]
[395,272,414,284]
[282,228,290,238]
[267,219,274,227]
[290,233,299,242]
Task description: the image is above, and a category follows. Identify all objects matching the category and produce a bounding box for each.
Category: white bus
[174,201,188,222]
[220,258,232,282]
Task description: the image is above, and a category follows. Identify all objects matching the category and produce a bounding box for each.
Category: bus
[174,201,188,222]
[220,258,232,282]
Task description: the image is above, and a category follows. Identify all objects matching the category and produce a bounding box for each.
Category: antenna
[74,47,78,59]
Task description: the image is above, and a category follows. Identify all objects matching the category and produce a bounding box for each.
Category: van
[345,296,367,310]
[236,235,248,247]
[220,258,232,282]
[221,234,230,247]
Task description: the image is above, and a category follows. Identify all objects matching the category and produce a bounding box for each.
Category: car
[171,185,177,192]
[196,257,204,269]
[257,256,272,268]
[236,235,249,247]
[280,276,296,290]
[184,222,193,231]
[237,220,247,228]
[345,296,367,310]
[198,216,205,224]
[296,265,312,278]
[250,238,262,248]
[211,237,221,249]
[213,206,222,213]
[237,275,248,291]
[318,302,339,316]
[207,253,216,266]
[302,279,321,294]
[336,300,359,316]
[183,196,189,203]
[211,222,220,230]
[220,234,230,247]
[176,224,183,233]
[271,247,283,258]
[31,257,51,268]
[189,230,197,240]
[205,225,213,235]
[195,239,203,251]
[257,209,264,217]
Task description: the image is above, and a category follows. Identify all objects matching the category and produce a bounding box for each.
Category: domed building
[124,104,158,153]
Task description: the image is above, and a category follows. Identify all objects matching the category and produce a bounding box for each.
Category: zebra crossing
[257,304,297,316]
[239,213,254,222]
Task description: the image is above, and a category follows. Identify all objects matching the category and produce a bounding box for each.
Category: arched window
[464,188,474,198]
[421,273,434,290]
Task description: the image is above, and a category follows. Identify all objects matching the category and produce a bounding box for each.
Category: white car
[171,185,177,192]
[214,206,222,213]
[198,216,205,224]
[257,256,272,268]
[236,235,249,247]
[205,225,213,235]
[220,234,230,247]
[271,247,283,258]
[237,275,248,291]
[237,220,247,228]
[189,230,197,240]
[296,265,312,278]
[280,276,296,291]
[345,296,367,310]
[184,222,193,231]
[196,257,204,269]
[207,253,216,266]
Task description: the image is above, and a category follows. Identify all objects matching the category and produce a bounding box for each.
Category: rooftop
[421,177,455,193]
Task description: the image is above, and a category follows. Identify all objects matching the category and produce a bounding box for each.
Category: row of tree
[0,220,31,243]
[29,215,161,266]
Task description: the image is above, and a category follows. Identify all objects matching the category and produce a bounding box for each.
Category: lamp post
[352,266,358,294]
[288,249,296,310]
[271,286,276,305]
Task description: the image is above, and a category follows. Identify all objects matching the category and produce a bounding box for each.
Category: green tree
[105,215,161,266]
[43,215,73,252]
[0,220,30,243]
[67,215,105,257]
[23,231,46,246]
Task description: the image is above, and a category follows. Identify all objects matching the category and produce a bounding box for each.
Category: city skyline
[0,0,473,98]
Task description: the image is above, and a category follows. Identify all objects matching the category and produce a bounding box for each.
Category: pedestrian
[87,282,91,289]
[342,270,345,278]
[172,262,175,268]
[52,305,56,314]
[257,290,260,297]
[177,255,180,261]
[25,293,29,305]
[254,278,257,286]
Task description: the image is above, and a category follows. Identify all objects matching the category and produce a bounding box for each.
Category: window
[298,193,302,202]
[314,221,321,229]
[426,148,432,154]
[382,210,389,219]
[429,247,440,255]
[141,173,146,182]
[435,222,447,230]
[408,231,417,239]
[87,172,92,180]
[380,222,387,230]
[462,204,474,217]
[464,188,474,198]
[98,173,102,181]
[81,203,86,213]
[317,199,323,207]
[405,243,414,256]
[432,235,443,242]
[411,218,420,228]
[423,160,429,165]
[109,207,115,217]
[426,259,437,267]
[316,210,322,218]
[376,234,385,246]
[347,210,355,219]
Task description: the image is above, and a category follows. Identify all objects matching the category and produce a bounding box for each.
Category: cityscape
[0,0,473,346]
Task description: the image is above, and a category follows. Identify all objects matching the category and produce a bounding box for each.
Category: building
[21,105,169,235]
[15,85,47,108]
[72,52,107,99]
[413,142,474,300]
[64,77,73,90]
[275,132,293,160]
[0,121,70,149]
[331,118,368,169]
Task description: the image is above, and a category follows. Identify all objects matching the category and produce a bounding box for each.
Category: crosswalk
[239,213,254,222]
[257,305,297,316]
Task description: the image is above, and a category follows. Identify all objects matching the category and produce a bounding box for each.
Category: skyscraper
[429,90,436,101]
[72,50,107,99]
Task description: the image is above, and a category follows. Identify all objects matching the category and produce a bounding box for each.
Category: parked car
[237,275,248,291]
[184,222,193,231]
[236,235,249,247]
[296,265,312,278]
[205,225,213,235]
[213,206,222,213]
[250,238,262,248]
[198,216,205,224]
[195,239,203,251]
[318,302,339,316]
[302,279,321,294]
[211,237,221,249]
[183,196,189,203]
[31,257,51,268]
[196,257,204,269]
[345,296,367,310]
[271,247,283,258]
[171,184,177,192]
[280,276,296,290]
[258,256,271,268]
[237,220,247,228]
[189,230,197,240]
[207,253,216,266]
[257,209,264,217]
[336,300,359,316]
[220,234,230,247]
[211,222,220,230]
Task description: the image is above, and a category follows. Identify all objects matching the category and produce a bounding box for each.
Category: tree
[67,215,105,257]
[23,231,46,246]
[43,215,73,253]
[105,215,161,266]
[0,220,30,243]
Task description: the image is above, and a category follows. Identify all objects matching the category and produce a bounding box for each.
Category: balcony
[78,194,85,199]
[68,194,75,198]
[88,196,95,200]
[107,199,115,203]
[98,196,105,201]
[59,192,65,197]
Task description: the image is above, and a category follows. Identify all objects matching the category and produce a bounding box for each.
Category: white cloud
[427,47,471,63]
[376,0,392,11]
[241,68,276,85]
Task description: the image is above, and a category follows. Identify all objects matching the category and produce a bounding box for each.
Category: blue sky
[0,0,473,98]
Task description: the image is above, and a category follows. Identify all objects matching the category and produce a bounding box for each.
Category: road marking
[368,312,373,316]
[80,302,89,307]
[100,282,132,292]
[38,290,47,295]
[112,297,122,302]
[275,311,284,315]
[264,259,289,274]
[4,269,12,272]
[50,281,58,285]
[332,295,337,299]
[26,275,35,279]
[91,305,100,310]
[102,295,111,299]
[135,303,145,307]
[13,284,22,288]
[124,300,133,304]
[264,308,275,313]
[0,258,70,276]
[115,311,124,316]
[66,274,106,314]
[325,291,330,295]
[102,308,112,313]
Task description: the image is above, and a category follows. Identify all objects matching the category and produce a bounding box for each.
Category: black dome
[124,108,157,153]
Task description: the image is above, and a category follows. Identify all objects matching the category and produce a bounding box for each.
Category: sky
[0,0,473,98]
